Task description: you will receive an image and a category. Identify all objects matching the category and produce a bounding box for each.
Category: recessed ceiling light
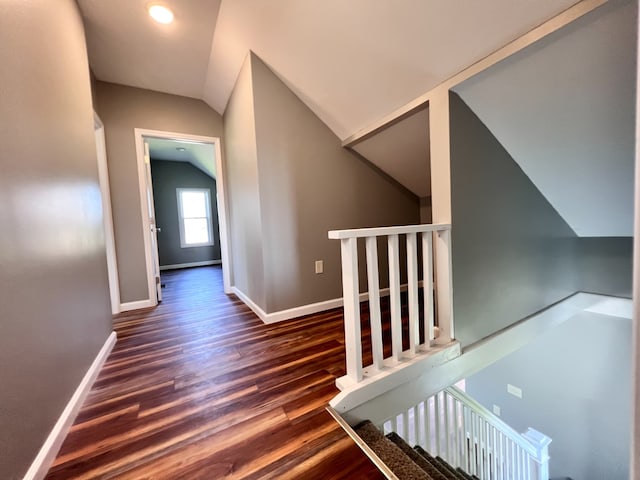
[176,147,186,152]
[148,5,174,24]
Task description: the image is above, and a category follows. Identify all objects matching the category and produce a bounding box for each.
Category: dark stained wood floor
[46,266,384,479]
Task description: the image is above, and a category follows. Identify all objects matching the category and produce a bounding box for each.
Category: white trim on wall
[119,299,156,312]
[94,113,120,315]
[232,282,422,324]
[24,331,116,480]
[160,260,222,271]
[133,129,233,304]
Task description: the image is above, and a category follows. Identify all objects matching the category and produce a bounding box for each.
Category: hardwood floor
[46,266,384,479]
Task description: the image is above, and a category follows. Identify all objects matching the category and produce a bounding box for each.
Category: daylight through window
[177,188,213,248]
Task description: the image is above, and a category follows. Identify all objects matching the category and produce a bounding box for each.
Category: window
[176,188,214,248]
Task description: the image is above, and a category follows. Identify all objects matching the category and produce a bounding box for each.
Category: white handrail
[329,223,455,389]
[328,223,451,239]
[445,386,538,458]
[381,386,552,480]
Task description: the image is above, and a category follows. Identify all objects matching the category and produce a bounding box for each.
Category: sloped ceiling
[147,138,216,178]
[453,0,636,237]
[351,108,431,198]
[77,0,221,99]
[203,0,579,139]
[78,0,579,140]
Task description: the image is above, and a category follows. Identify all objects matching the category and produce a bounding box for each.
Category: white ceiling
[147,138,216,178]
[77,0,221,99]
[78,0,579,140]
[351,108,431,198]
[454,0,636,237]
[204,0,579,139]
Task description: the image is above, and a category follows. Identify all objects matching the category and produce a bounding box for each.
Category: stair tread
[414,446,468,480]
[385,432,450,480]
[355,421,432,480]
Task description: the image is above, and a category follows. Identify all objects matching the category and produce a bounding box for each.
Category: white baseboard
[24,331,117,480]
[119,299,155,312]
[231,282,423,325]
[160,260,221,271]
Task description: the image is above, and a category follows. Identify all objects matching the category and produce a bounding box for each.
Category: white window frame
[176,188,214,248]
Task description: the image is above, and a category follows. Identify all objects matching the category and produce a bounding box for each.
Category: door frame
[95,113,121,314]
[133,128,232,303]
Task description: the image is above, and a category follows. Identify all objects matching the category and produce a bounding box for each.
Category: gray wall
[0,2,113,478]
[150,160,221,267]
[465,311,631,480]
[578,237,633,298]
[450,92,633,348]
[223,52,419,313]
[94,82,224,303]
[250,53,420,312]
[450,92,579,347]
[223,56,266,309]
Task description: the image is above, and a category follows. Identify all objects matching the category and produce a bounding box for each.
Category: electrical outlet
[493,405,501,416]
[315,260,323,274]
[507,384,523,399]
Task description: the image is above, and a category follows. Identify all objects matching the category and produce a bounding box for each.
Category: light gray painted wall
[223,56,266,309]
[450,92,579,347]
[0,1,113,478]
[465,311,631,480]
[419,197,432,223]
[578,237,633,298]
[150,160,221,267]
[249,53,420,312]
[453,0,636,237]
[94,82,224,303]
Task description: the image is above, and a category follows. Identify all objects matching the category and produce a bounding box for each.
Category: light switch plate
[315,260,323,274]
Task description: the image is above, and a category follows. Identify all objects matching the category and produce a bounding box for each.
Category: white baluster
[406,232,419,354]
[339,237,362,382]
[388,234,403,361]
[435,228,454,343]
[365,236,384,370]
[422,232,434,346]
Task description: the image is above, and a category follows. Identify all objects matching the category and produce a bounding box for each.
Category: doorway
[133,129,232,306]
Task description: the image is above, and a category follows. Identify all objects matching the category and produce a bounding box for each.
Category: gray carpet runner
[354,420,480,480]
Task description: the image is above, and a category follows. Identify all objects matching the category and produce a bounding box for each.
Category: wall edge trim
[160,260,222,271]
[232,283,421,324]
[120,299,155,312]
[24,331,117,480]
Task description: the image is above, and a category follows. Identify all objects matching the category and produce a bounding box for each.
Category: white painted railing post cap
[522,428,552,456]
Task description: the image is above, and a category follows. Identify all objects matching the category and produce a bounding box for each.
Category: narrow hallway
[46,266,382,479]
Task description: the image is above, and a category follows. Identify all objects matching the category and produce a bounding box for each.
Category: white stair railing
[381,386,552,480]
[328,223,454,386]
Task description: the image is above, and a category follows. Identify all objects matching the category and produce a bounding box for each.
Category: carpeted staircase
[355,420,480,480]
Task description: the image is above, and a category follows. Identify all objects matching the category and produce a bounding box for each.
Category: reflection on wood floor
[46,266,383,479]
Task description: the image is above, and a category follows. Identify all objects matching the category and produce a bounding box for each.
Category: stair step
[354,421,431,480]
[385,432,450,480]
[413,445,468,480]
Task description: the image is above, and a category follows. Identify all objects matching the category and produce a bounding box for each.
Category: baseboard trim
[24,331,117,480]
[120,299,155,312]
[160,260,221,271]
[231,282,423,325]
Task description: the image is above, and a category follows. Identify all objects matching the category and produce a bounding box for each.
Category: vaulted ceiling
[77,0,635,236]
[77,0,578,139]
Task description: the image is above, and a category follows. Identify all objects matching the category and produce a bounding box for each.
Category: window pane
[184,218,210,245]
[181,191,207,218]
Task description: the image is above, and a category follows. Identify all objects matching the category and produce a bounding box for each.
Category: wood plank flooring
[46,266,384,479]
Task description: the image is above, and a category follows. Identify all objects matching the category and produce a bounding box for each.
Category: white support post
[435,228,454,343]
[406,232,419,354]
[522,428,552,480]
[365,236,384,371]
[422,232,435,346]
[340,237,363,383]
[388,234,403,362]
